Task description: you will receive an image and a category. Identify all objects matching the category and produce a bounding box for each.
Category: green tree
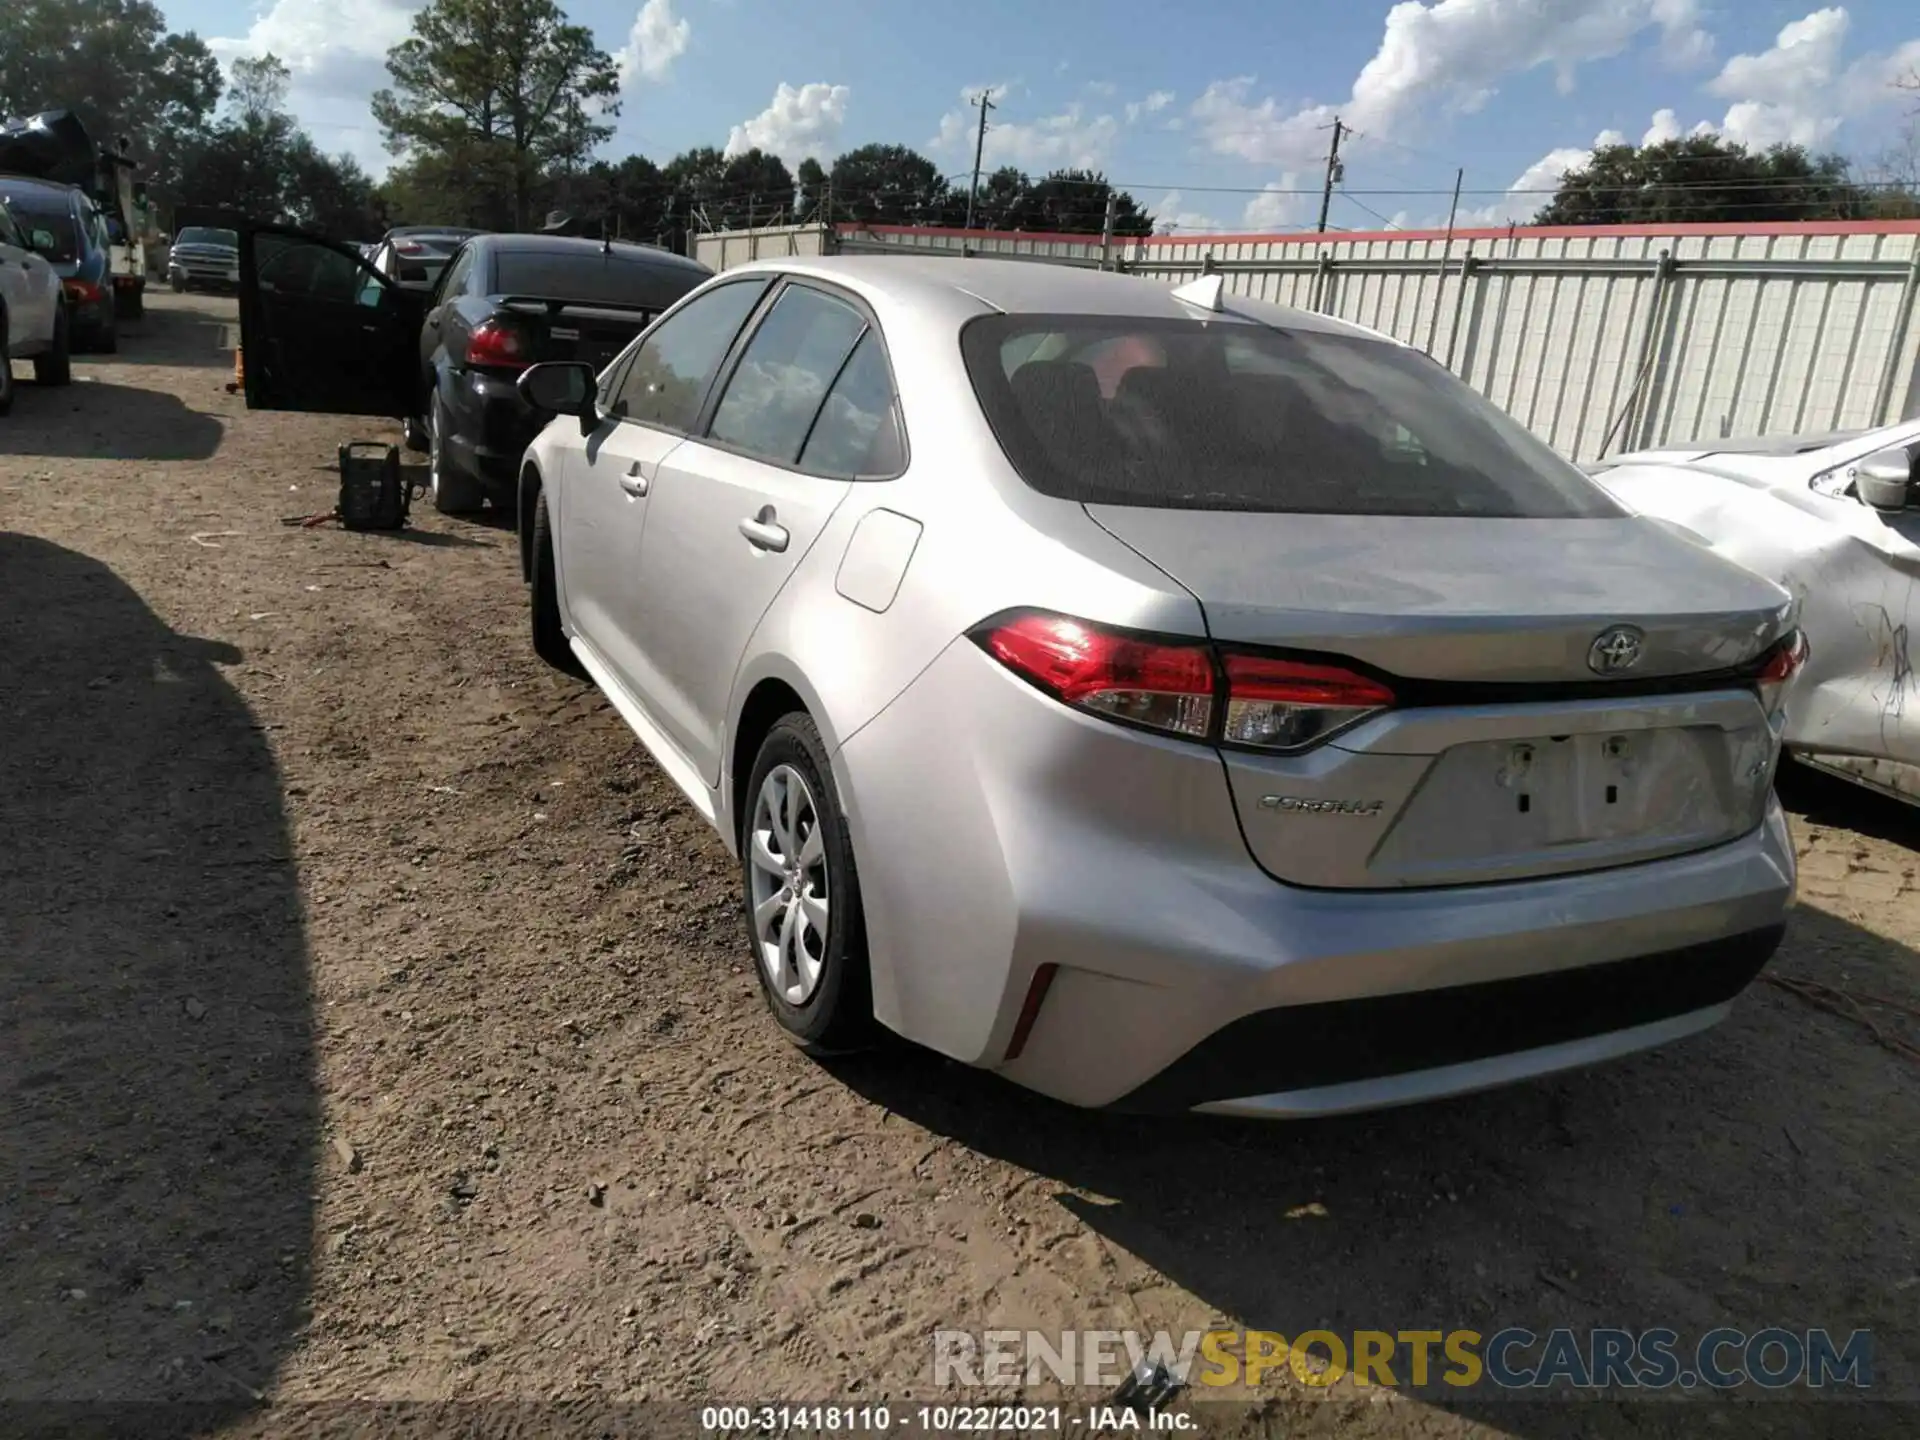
[174,53,376,236]
[716,147,794,228]
[828,143,950,226]
[372,0,620,230]
[794,157,828,223]
[1535,136,1876,225]
[1015,169,1153,236]
[0,0,222,189]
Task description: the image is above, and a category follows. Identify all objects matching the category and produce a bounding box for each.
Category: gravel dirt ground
[2,292,1917,1439]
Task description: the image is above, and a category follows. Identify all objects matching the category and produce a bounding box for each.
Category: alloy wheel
[747,764,830,1005]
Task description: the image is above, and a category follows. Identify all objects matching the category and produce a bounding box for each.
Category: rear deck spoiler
[496,295,660,319]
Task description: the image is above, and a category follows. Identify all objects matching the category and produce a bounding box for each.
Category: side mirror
[1854,446,1917,512]
[518,361,599,435]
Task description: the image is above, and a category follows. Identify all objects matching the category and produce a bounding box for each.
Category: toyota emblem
[1587,625,1646,675]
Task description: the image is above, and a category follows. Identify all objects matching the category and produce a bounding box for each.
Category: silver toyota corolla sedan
[511,255,1804,1117]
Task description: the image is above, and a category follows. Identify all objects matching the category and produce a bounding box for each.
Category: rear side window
[493,252,703,311]
[961,314,1621,518]
[708,284,866,465]
[610,277,770,432]
[1,192,79,262]
[799,332,904,477]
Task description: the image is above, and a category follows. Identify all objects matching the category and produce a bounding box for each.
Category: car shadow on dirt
[829,904,1919,1439]
[108,299,237,370]
[1778,761,1920,851]
[0,535,315,1420]
[0,377,224,462]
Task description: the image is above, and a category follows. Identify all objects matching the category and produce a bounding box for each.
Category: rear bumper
[834,639,1797,1112]
[443,368,541,494]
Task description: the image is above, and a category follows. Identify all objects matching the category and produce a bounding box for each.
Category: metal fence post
[1871,247,1920,425]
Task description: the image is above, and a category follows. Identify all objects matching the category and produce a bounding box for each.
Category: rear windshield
[1,192,78,261]
[177,227,238,247]
[961,314,1622,518]
[491,252,701,309]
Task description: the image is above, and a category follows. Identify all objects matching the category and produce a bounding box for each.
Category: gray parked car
[271,248,1813,1115]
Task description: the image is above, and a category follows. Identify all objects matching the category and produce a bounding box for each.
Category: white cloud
[1126,90,1176,124]
[1152,188,1223,234]
[1243,177,1308,231]
[617,0,690,86]
[931,88,1122,171]
[1085,80,1119,98]
[1456,133,1617,226]
[208,0,419,172]
[1190,0,1714,170]
[724,82,850,169]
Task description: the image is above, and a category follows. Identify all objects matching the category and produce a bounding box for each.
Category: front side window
[708,285,867,465]
[962,314,1622,518]
[610,277,771,432]
[255,233,370,304]
[0,191,79,262]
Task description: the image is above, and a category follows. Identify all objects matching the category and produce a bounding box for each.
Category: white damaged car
[1591,422,1919,808]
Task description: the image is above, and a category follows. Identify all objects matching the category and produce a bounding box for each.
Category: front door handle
[618,463,649,498]
[738,508,790,553]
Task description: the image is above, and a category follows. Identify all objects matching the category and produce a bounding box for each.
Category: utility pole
[1316,115,1348,234]
[1099,188,1117,270]
[964,90,996,232]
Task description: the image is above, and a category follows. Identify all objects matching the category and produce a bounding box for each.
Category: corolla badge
[1259,796,1385,816]
[1587,625,1646,675]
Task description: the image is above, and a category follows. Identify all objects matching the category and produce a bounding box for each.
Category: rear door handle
[738,510,789,553]
[618,462,649,498]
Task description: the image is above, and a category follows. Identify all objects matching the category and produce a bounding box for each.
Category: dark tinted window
[255,234,376,306]
[709,285,867,465]
[961,315,1621,518]
[799,332,904,477]
[493,252,702,310]
[611,278,770,431]
[0,203,21,248]
[1,191,78,261]
[434,245,476,301]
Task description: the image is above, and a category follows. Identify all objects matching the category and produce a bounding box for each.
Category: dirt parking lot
[2,292,1918,1439]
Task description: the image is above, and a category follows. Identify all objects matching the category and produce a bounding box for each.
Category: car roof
[387,225,486,238]
[716,253,1391,339]
[0,174,80,202]
[481,233,711,275]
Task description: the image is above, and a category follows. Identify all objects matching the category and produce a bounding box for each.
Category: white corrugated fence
[694,218,1920,463]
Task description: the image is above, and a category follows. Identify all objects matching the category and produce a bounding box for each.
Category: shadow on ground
[0,378,223,461]
[1778,759,1920,851]
[0,535,315,1422]
[831,835,1919,1438]
[106,299,237,371]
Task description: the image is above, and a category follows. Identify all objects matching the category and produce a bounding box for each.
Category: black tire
[428,391,485,515]
[124,287,144,321]
[33,305,71,386]
[403,415,428,453]
[0,306,14,416]
[529,493,586,679]
[169,272,185,293]
[94,314,118,355]
[741,713,873,1054]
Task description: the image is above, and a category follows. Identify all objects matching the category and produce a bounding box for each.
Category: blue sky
[168,0,1920,233]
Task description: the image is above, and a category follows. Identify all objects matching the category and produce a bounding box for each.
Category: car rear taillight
[62,278,105,304]
[1754,629,1808,715]
[1219,653,1397,751]
[466,318,531,370]
[979,613,1215,738]
[974,611,1396,752]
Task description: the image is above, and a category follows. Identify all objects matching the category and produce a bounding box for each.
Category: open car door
[238,225,423,417]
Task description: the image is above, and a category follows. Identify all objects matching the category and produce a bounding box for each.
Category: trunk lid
[499,298,656,375]
[1084,507,1793,889]
[1085,508,1791,682]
